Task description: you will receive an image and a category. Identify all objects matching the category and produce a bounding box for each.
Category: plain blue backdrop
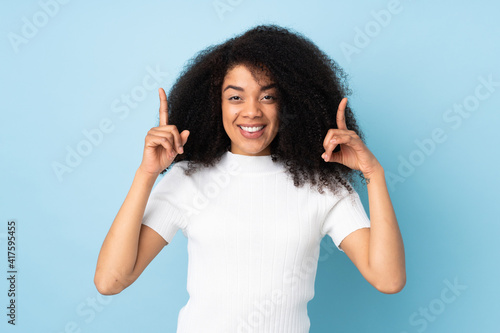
[1,1,499,332]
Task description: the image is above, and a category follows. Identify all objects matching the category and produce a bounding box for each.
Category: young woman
[94,24,405,332]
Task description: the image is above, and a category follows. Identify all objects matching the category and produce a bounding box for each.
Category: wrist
[136,165,161,180]
[362,164,384,183]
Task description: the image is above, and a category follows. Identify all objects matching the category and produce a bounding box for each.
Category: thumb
[328,151,342,164]
[180,130,190,146]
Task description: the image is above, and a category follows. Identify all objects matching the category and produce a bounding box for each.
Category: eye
[228,96,241,101]
[263,95,276,100]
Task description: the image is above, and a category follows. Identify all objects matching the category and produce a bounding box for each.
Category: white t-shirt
[142,150,371,333]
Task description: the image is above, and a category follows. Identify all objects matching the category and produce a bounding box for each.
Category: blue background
[1,1,499,332]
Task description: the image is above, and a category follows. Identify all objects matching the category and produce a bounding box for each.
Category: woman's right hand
[138,88,190,176]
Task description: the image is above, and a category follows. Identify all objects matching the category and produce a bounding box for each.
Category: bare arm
[322,97,405,294]
[94,88,190,295]
[340,165,406,294]
[94,167,166,295]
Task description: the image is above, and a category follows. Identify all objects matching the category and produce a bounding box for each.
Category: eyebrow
[223,83,278,92]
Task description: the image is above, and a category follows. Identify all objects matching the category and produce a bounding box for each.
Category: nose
[240,98,263,118]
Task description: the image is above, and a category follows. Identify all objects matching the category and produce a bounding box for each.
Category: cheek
[222,104,238,131]
[271,109,280,129]
[222,102,239,118]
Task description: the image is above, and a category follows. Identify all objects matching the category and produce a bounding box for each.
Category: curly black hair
[161,24,366,197]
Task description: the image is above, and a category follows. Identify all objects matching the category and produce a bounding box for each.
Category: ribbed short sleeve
[141,163,189,244]
[321,190,371,252]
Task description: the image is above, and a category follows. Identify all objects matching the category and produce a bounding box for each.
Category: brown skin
[95,67,405,296]
[140,87,190,175]
[221,65,406,292]
[94,87,186,295]
[221,64,280,156]
[322,98,406,294]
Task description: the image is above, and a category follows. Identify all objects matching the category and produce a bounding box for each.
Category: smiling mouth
[238,125,266,132]
[237,125,266,139]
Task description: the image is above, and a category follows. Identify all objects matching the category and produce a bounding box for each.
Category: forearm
[364,165,406,291]
[94,167,158,292]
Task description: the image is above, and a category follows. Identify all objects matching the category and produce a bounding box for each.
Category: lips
[238,124,266,127]
[238,125,265,132]
[238,125,266,138]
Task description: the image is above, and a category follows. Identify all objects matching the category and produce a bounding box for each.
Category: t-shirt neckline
[218,150,285,175]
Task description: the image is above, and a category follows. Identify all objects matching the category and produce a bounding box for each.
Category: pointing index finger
[336,97,348,130]
[159,88,168,126]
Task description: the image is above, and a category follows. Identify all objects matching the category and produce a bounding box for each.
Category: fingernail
[330,138,337,143]
[178,146,184,154]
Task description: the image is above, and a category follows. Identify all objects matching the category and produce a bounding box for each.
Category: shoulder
[312,177,353,205]
[316,179,365,223]
[153,161,196,197]
[157,161,189,184]
[154,160,220,197]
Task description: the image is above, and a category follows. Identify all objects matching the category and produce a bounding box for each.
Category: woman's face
[221,64,280,156]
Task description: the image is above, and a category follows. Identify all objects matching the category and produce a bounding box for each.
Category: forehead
[223,63,274,86]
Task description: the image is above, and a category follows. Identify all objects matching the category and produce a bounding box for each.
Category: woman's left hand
[321,98,381,177]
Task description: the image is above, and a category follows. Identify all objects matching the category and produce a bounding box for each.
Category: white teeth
[239,126,264,133]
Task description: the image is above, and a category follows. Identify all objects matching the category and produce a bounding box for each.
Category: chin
[234,145,270,156]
